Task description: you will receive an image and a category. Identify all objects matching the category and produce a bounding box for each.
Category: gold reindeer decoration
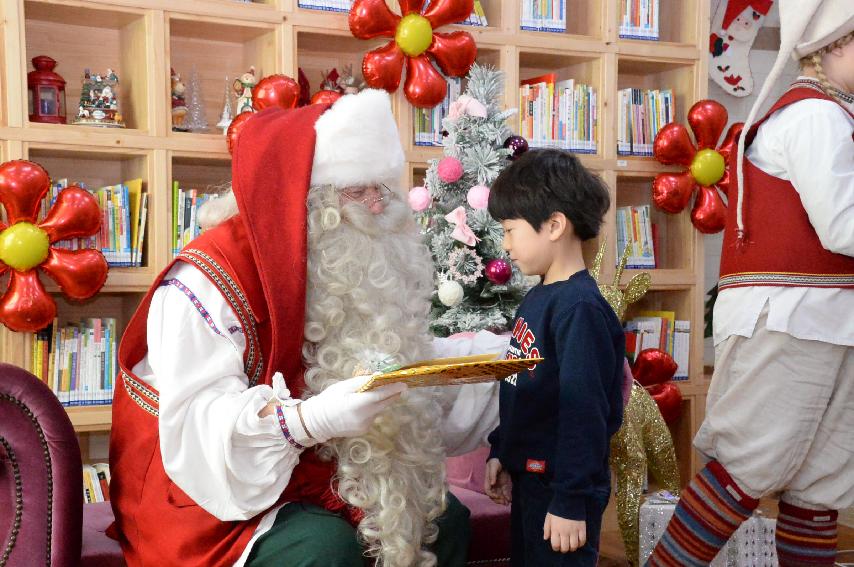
[590,240,651,321]
[591,241,680,566]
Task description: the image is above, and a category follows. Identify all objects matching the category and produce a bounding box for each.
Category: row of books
[519,74,598,154]
[617,88,674,157]
[44,179,148,267]
[520,0,566,33]
[172,182,220,257]
[296,0,351,12]
[31,318,117,407]
[625,312,689,380]
[616,204,657,269]
[619,0,660,40]
[296,0,488,26]
[83,463,111,504]
[414,77,461,146]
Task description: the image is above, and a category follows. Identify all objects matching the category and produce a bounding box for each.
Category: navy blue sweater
[488,270,625,521]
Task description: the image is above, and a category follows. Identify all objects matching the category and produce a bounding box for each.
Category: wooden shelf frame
[0,0,711,480]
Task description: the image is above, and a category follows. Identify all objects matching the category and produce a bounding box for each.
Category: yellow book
[126,178,143,263]
[472,0,487,25]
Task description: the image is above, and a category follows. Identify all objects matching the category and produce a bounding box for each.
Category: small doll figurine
[171,68,189,132]
[233,66,256,114]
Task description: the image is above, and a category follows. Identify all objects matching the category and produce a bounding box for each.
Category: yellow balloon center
[0,222,50,271]
[690,148,726,186]
[395,14,433,57]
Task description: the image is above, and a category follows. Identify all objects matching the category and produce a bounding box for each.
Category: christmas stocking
[709,0,774,97]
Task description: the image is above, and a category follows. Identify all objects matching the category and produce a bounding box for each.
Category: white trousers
[694,307,854,510]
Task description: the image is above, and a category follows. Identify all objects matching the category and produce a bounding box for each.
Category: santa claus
[108,89,506,566]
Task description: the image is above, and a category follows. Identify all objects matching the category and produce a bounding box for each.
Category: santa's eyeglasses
[341,184,392,206]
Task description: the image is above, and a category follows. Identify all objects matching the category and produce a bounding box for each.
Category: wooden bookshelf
[0,0,711,483]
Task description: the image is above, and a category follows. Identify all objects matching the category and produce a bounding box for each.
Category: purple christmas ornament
[485,258,512,285]
[503,135,529,160]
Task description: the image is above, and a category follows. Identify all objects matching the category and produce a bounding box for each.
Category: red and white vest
[109,217,354,567]
[719,82,854,290]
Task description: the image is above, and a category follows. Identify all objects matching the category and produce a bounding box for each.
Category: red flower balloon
[652,100,744,234]
[252,74,301,111]
[310,90,343,106]
[226,112,254,155]
[631,348,684,424]
[633,348,678,387]
[349,0,477,108]
[647,382,683,425]
[0,160,108,332]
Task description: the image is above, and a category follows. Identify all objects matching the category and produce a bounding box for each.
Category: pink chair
[447,446,512,566]
[0,363,125,566]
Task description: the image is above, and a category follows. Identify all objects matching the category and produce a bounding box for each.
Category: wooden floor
[597,498,854,566]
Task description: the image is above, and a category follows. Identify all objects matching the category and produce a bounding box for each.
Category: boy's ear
[547,212,570,241]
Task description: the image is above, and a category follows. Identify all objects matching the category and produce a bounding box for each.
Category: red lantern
[27,56,67,124]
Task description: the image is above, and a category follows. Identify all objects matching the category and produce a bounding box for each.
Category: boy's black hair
[488,149,610,241]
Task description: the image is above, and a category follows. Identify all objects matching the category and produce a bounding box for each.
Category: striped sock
[647,461,759,567]
[775,501,838,566]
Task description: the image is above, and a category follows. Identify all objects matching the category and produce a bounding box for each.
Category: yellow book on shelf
[126,178,143,263]
[472,0,487,25]
[358,353,544,392]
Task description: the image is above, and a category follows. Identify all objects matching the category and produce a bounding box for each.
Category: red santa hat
[311,88,405,188]
[230,89,404,381]
[722,0,774,30]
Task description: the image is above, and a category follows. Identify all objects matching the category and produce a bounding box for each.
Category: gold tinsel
[591,241,681,565]
[610,383,681,565]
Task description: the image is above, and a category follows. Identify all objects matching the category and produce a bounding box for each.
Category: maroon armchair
[0,363,124,567]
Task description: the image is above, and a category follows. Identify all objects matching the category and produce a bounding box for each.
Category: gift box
[639,491,778,566]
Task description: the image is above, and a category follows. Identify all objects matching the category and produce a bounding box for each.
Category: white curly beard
[301,185,447,567]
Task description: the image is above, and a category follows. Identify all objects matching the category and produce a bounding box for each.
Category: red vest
[719,82,854,290]
[109,218,351,567]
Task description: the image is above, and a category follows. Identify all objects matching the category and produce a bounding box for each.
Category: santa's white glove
[298,375,407,443]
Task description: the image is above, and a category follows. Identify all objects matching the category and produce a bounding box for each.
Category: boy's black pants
[510,473,610,567]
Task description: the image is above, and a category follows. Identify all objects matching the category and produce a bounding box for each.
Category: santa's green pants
[245,492,471,566]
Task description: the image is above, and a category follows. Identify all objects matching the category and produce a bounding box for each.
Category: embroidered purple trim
[160,278,224,337]
[276,405,305,451]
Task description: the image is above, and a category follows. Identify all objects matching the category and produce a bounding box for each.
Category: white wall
[703,3,799,364]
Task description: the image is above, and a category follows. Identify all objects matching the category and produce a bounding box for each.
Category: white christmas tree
[186,65,209,133]
[216,75,233,133]
[414,64,532,336]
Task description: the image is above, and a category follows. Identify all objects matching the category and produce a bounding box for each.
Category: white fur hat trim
[310,89,405,189]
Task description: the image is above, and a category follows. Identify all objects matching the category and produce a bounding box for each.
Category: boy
[484,149,625,566]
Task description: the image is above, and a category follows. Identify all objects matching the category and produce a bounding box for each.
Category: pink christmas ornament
[408,186,431,211]
[466,184,490,209]
[485,258,512,285]
[437,156,464,183]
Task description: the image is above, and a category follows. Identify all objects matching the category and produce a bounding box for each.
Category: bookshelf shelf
[518,0,603,39]
[43,268,155,294]
[617,56,697,126]
[23,0,152,132]
[67,405,113,433]
[0,0,711,484]
[615,173,693,271]
[167,15,280,136]
[615,40,699,60]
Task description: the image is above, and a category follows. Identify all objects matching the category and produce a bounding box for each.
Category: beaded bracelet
[275,404,306,451]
